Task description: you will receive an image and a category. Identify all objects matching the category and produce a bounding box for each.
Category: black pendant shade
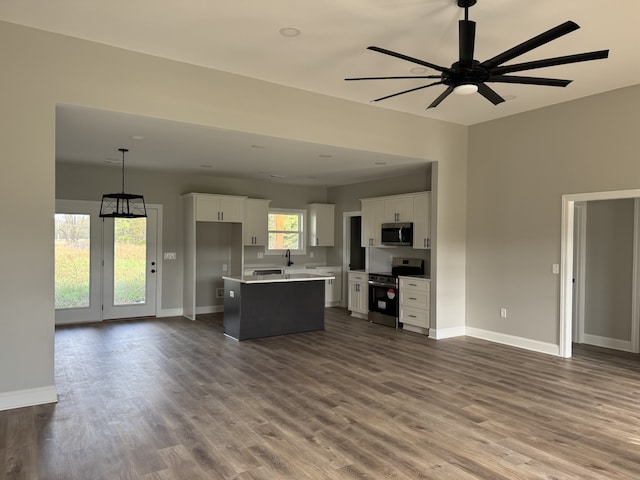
[99,148,147,218]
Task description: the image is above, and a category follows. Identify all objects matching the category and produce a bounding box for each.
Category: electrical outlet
[310,251,314,258]
[257,252,264,259]
[500,308,507,318]
[222,264,228,272]
[216,288,224,298]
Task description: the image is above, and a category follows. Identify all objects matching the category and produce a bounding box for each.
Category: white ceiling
[4,0,638,185]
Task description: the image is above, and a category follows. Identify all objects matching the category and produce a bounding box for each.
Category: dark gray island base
[222,274,333,341]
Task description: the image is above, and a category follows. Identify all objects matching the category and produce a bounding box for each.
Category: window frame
[266,208,306,255]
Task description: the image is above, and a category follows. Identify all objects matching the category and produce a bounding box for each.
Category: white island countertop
[223,273,334,284]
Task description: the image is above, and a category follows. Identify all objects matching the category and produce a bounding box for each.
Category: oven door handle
[368,281,397,288]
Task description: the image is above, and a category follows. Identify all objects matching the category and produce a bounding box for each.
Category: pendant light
[99,148,147,218]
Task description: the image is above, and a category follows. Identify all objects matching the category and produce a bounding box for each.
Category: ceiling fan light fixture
[453,83,479,95]
[99,148,147,218]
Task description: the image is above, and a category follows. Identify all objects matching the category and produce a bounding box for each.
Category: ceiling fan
[345,0,609,108]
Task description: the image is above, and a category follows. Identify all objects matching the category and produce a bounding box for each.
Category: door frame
[560,189,640,357]
[55,199,163,324]
[572,201,586,344]
[342,210,365,307]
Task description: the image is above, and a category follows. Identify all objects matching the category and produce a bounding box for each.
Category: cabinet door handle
[409,297,417,300]
[427,238,430,248]
[409,314,417,318]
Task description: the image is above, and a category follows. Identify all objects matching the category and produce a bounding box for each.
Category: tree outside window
[268,210,304,253]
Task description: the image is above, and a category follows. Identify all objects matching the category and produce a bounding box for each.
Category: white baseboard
[583,334,632,352]
[430,326,466,339]
[0,385,58,412]
[466,327,560,356]
[350,311,368,320]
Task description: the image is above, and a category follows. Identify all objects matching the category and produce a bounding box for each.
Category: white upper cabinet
[361,192,430,248]
[193,194,246,223]
[383,195,414,223]
[244,199,270,246]
[412,192,431,250]
[308,203,335,247]
[361,198,385,247]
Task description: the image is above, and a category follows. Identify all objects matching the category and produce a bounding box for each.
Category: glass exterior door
[54,202,102,324]
[103,208,157,320]
[55,201,158,323]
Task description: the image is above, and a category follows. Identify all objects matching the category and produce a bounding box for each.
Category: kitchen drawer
[399,277,430,292]
[348,271,367,282]
[399,290,429,309]
[400,306,429,328]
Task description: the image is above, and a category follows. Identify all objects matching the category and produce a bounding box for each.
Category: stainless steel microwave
[381,222,413,246]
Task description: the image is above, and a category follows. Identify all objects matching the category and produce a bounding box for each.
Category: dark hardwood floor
[3,308,640,479]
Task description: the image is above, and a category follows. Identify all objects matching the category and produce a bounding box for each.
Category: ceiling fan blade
[479,20,580,71]
[477,83,505,105]
[373,81,444,102]
[488,75,572,87]
[491,50,609,75]
[459,20,476,65]
[345,75,442,81]
[427,85,455,109]
[367,46,450,73]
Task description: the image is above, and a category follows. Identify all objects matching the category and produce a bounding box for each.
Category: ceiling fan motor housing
[444,60,489,88]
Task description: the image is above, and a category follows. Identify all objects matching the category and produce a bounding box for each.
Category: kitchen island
[222,273,334,341]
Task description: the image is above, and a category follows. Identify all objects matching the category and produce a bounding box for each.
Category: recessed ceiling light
[410,67,428,74]
[105,158,121,164]
[269,174,285,178]
[200,164,213,168]
[503,94,517,101]
[279,27,301,37]
[251,144,266,149]
[131,135,144,140]
[374,162,387,165]
[318,154,333,158]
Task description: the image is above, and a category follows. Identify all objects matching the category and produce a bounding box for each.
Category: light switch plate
[163,252,177,260]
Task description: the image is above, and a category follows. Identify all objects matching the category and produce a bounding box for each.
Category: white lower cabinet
[399,276,430,334]
[316,266,342,307]
[348,271,368,319]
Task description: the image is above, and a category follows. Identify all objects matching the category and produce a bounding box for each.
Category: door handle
[151,269,156,274]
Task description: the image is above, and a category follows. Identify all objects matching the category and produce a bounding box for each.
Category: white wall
[0,21,467,408]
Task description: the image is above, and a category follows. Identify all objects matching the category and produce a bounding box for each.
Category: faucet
[285,249,293,267]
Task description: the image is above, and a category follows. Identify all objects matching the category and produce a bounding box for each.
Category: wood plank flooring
[3,308,640,479]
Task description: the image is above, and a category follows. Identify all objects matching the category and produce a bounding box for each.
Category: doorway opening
[560,189,640,357]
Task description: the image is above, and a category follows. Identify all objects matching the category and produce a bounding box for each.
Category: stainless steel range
[368,257,424,328]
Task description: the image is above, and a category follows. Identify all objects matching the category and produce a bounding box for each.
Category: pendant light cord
[119,148,128,194]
